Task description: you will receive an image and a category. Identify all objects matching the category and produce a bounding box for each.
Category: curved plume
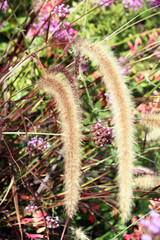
[38,72,82,218]
[48,65,80,105]
[72,227,91,240]
[74,39,135,222]
[134,175,160,189]
[140,114,160,129]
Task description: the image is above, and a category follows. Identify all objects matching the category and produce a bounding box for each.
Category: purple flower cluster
[140,210,160,239]
[118,56,130,76]
[46,215,59,229]
[25,137,50,151]
[55,22,75,42]
[24,203,59,229]
[146,0,160,7]
[91,119,115,147]
[80,57,88,72]
[52,4,70,20]
[0,0,8,29]
[27,3,76,41]
[98,0,114,8]
[24,203,38,215]
[0,0,8,11]
[122,0,143,11]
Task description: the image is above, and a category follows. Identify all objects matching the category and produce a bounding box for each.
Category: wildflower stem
[146,81,160,97]
[2,132,62,136]
[79,70,95,112]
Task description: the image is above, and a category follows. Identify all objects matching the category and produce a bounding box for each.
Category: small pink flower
[149,198,160,210]
[127,41,138,53]
[127,37,142,53]
[135,73,145,83]
[26,233,44,240]
[131,216,138,225]
[147,32,159,47]
[136,104,151,115]
[32,210,47,227]
[22,210,47,227]
[21,217,33,223]
[26,29,38,39]
[123,234,132,240]
[41,2,53,14]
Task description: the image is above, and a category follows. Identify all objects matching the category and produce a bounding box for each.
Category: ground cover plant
[0,0,160,239]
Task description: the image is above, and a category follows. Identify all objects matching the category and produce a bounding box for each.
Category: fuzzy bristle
[72,227,91,240]
[140,114,160,142]
[48,65,80,107]
[140,114,160,129]
[134,175,160,189]
[74,40,135,222]
[38,73,82,217]
[147,128,160,141]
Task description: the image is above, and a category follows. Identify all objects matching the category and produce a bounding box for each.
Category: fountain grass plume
[48,65,77,95]
[38,72,82,218]
[72,227,91,240]
[74,39,135,222]
[134,175,160,189]
[140,114,160,130]
[147,128,160,141]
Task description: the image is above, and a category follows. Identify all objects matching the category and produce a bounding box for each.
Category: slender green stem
[2,132,62,136]
[82,0,88,35]
[146,81,160,97]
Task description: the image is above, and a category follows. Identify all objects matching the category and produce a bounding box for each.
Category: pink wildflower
[122,0,143,11]
[135,70,160,83]
[32,210,47,227]
[98,0,114,8]
[136,104,151,115]
[127,37,142,54]
[26,233,44,240]
[0,0,8,11]
[148,198,160,210]
[123,233,132,240]
[41,2,53,14]
[123,227,142,239]
[22,206,59,230]
[26,29,38,39]
[135,72,145,83]
[131,216,138,225]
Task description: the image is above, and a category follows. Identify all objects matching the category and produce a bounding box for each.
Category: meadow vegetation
[0,0,160,239]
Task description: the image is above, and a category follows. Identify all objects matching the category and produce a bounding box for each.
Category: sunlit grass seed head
[74,39,136,222]
[38,72,82,218]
